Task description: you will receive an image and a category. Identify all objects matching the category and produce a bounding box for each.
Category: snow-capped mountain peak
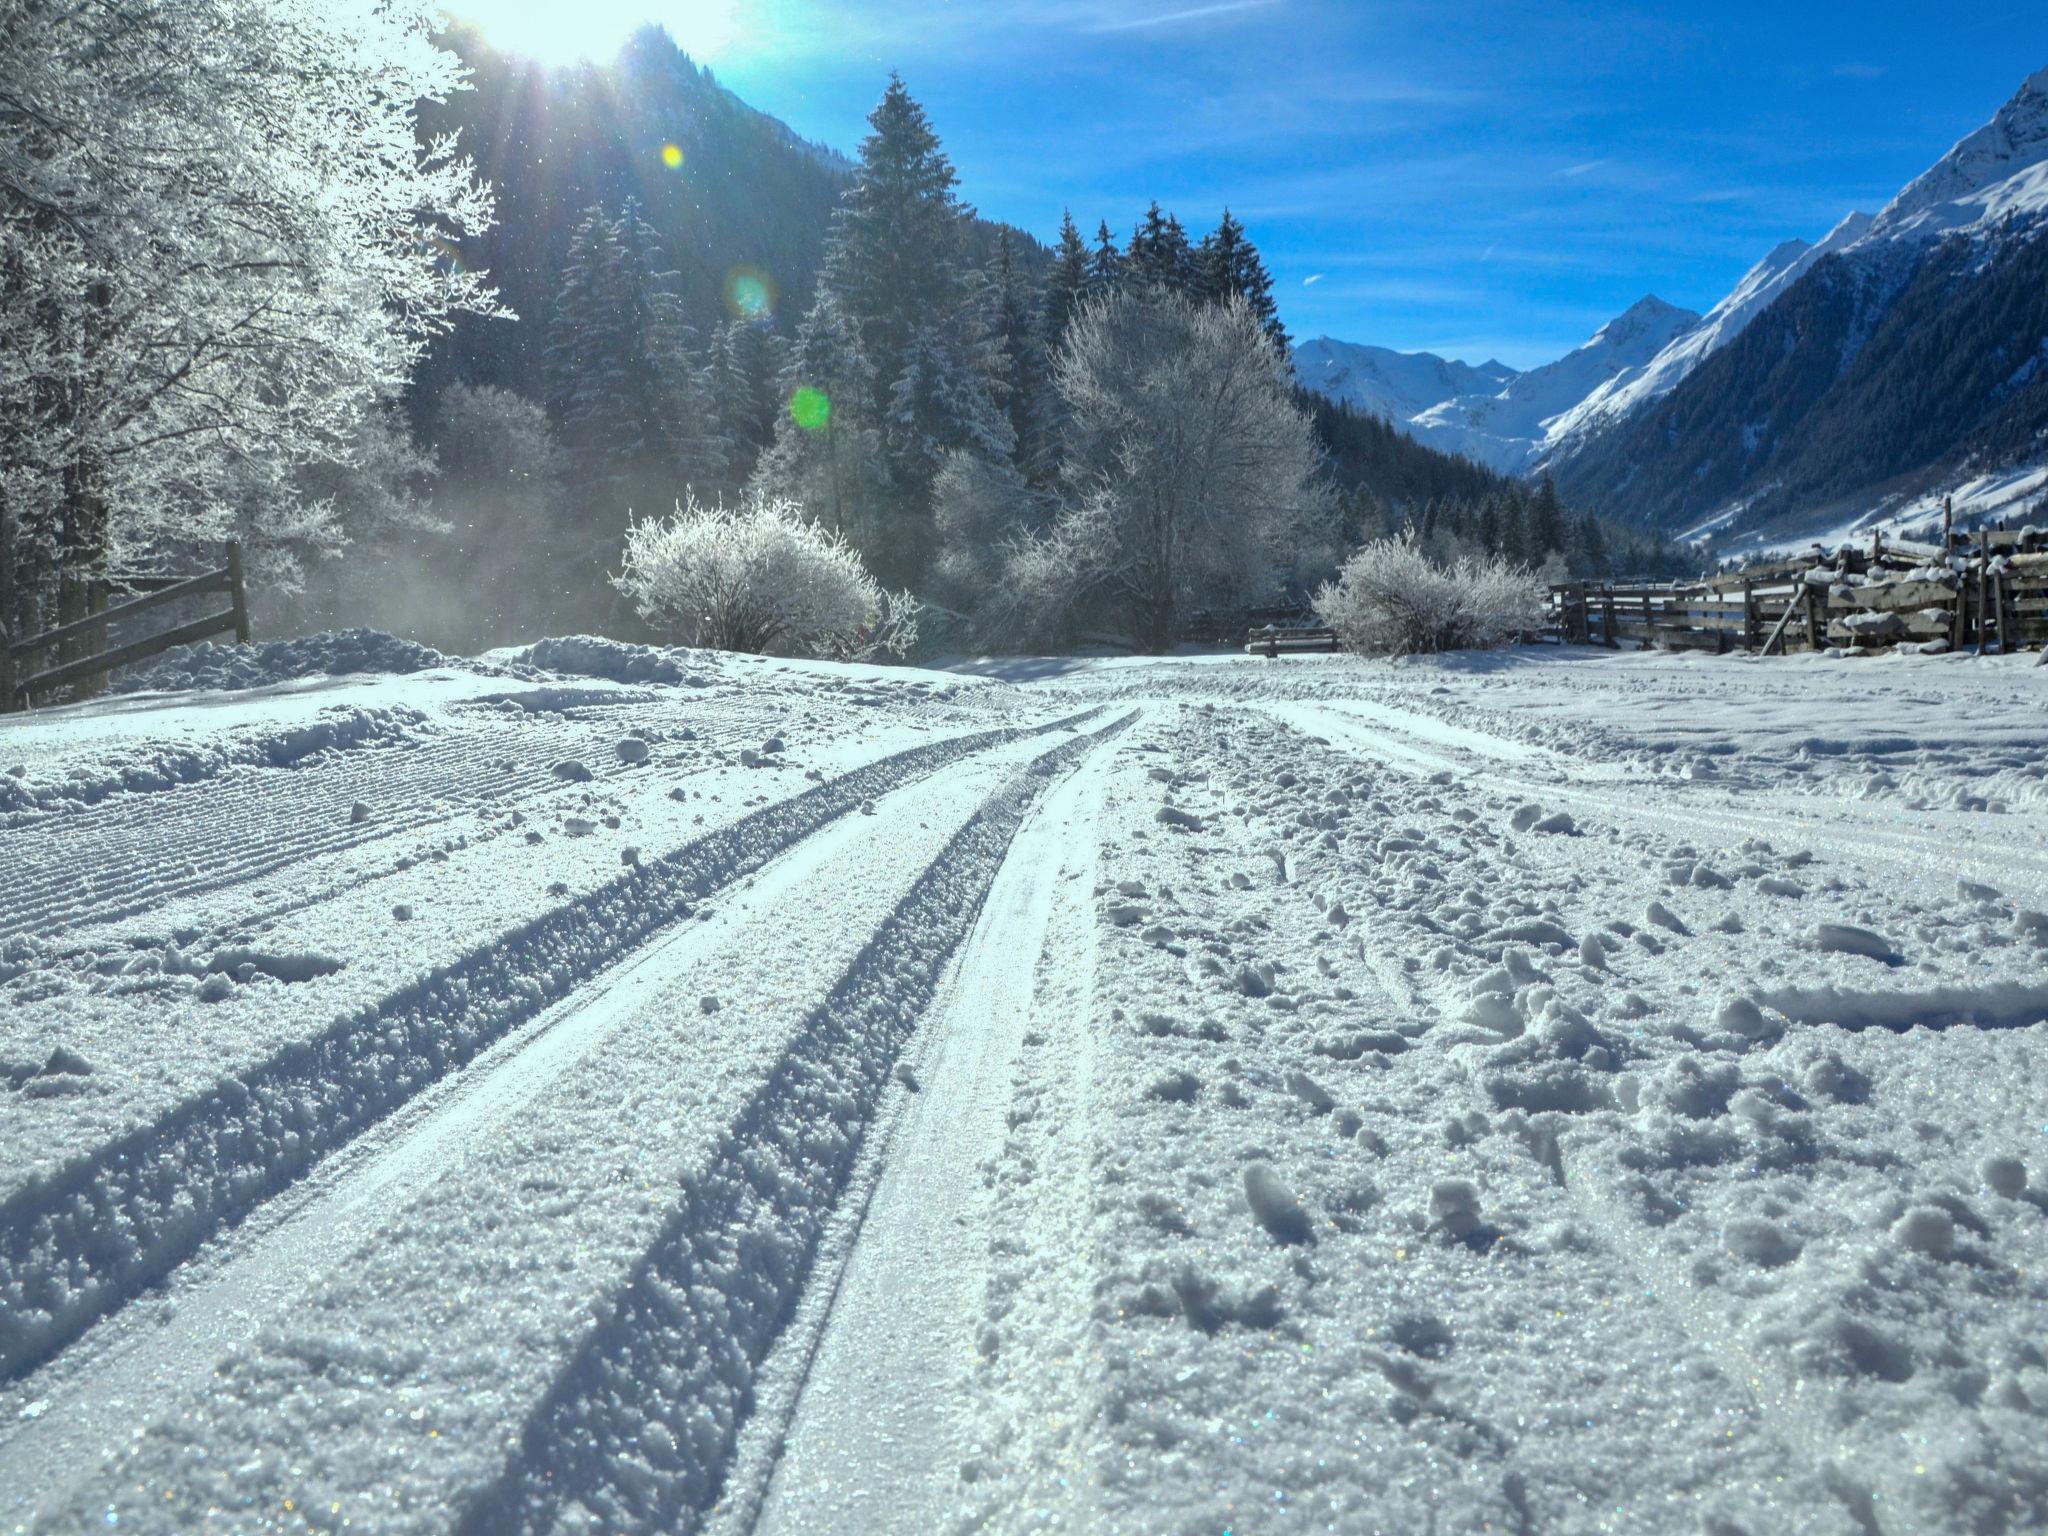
[1865,64,2048,243]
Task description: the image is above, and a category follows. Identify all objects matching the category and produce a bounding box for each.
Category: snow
[5,639,2048,1534]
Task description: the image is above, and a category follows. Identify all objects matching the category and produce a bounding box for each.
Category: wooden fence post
[1742,578,1758,652]
[227,541,251,645]
[1804,584,1823,651]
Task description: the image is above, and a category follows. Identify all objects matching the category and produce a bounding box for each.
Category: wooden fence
[1548,527,2048,657]
[2,544,250,711]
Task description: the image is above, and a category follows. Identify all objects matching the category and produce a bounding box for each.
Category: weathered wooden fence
[1,544,250,711]
[1548,528,2048,657]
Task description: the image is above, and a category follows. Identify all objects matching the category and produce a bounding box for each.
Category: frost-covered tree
[1316,529,1543,655]
[1030,288,1331,652]
[614,492,917,658]
[929,447,1051,614]
[0,0,499,650]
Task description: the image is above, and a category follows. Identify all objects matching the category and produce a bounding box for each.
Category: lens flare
[660,142,684,170]
[789,387,831,432]
[724,266,774,321]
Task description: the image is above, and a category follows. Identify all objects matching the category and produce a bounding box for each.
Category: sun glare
[442,0,744,65]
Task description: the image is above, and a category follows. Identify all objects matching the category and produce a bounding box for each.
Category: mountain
[1291,339,1518,425]
[1550,65,2048,543]
[1293,297,1699,475]
[1408,295,1700,473]
[1543,212,1873,445]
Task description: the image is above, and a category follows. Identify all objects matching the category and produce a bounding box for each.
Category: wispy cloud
[1557,158,1610,178]
[1302,272,1324,285]
[1085,0,1278,33]
[1832,62,1887,79]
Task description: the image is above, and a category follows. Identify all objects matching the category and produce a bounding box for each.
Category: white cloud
[1302,272,1324,285]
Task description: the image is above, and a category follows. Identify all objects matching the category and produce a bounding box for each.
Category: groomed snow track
[0,708,1103,1383]
[458,715,1132,1536]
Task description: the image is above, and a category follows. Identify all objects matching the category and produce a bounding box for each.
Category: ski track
[454,714,1134,1536]
[0,708,1097,1384]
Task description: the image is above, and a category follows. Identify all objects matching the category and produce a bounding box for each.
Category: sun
[440,0,745,65]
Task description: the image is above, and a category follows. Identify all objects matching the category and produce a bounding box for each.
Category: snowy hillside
[1545,211,1876,444]
[5,637,2048,1534]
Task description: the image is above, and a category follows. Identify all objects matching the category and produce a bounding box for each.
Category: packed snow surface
[5,636,2048,1535]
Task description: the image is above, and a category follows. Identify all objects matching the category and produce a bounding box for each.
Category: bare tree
[1042,288,1330,651]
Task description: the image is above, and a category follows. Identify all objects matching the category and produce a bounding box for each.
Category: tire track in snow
[732,717,1114,1536]
[0,725,1085,1528]
[1267,697,2048,902]
[454,712,1136,1536]
[0,710,1100,1384]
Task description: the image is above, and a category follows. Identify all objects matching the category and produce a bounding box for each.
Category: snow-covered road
[4,639,2046,1534]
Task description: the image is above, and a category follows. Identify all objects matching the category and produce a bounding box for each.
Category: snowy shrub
[614,494,918,659]
[1317,530,1544,655]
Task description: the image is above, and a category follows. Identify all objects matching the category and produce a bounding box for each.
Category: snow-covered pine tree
[751,287,889,548]
[707,319,786,488]
[824,75,972,413]
[806,74,1009,582]
[1047,210,1092,347]
[1196,210,1289,348]
[546,200,723,506]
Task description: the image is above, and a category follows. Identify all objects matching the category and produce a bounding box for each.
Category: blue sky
[464,0,2048,369]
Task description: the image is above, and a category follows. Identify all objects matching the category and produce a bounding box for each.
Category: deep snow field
[3,636,2047,1536]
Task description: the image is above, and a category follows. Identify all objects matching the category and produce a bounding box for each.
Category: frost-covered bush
[1317,530,1544,655]
[615,494,918,659]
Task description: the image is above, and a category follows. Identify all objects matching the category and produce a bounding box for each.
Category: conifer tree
[752,287,887,547]
[1528,472,1568,563]
[707,319,784,486]
[984,231,1054,479]
[1088,220,1126,294]
[545,199,722,502]
[1127,201,1192,291]
[1196,209,1288,348]
[825,74,973,409]
[1047,209,1092,345]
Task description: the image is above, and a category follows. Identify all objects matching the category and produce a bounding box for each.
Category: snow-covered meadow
[4,638,2047,1535]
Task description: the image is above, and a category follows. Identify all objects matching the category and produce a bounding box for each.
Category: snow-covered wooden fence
[1,544,249,711]
[1548,527,2048,657]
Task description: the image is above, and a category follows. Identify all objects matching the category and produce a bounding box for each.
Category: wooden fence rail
[1548,530,2048,658]
[2,543,249,711]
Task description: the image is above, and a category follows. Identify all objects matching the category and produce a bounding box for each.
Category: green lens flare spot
[725,267,773,319]
[789,386,831,432]
[660,143,684,170]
